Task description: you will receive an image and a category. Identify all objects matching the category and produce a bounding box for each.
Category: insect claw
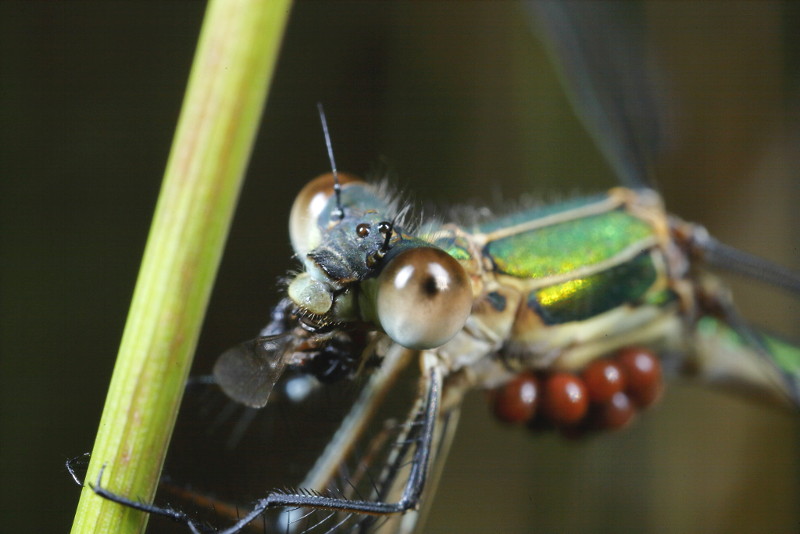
[66,452,90,486]
[89,462,108,490]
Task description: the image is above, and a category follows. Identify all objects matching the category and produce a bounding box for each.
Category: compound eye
[289,172,362,255]
[376,247,472,350]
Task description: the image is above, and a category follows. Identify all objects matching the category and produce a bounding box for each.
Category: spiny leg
[84,463,209,534]
[212,357,442,533]
[86,355,444,534]
[68,453,194,526]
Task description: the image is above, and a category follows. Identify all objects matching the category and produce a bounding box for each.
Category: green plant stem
[70,1,292,532]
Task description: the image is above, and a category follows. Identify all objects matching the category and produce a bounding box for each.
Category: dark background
[2,2,798,533]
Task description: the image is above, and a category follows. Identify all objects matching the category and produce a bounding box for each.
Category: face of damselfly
[154,3,799,533]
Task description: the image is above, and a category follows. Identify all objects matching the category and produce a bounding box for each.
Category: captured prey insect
[75,3,800,534]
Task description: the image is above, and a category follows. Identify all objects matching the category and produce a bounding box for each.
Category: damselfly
[75,2,800,523]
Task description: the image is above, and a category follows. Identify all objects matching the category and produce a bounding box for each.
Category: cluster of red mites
[489,347,663,437]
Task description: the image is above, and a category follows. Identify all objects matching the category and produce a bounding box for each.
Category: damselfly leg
[79,354,444,533]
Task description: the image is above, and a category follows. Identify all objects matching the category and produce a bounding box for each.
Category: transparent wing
[526,1,669,188]
[212,335,291,408]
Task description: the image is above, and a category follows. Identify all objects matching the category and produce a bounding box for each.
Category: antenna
[367,220,395,269]
[379,220,395,255]
[317,102,344,220]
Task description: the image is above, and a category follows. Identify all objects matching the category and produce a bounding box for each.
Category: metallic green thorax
[527,251,661,324]
[413,188,683,376]
[470,192,671,326]
[485,209,653,279]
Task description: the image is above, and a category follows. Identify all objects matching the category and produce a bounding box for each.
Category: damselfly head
[286,172,474,350]
[287,173,398,323]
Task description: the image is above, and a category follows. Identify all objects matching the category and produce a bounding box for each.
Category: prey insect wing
[212,298,299,408]
[213,336,292,409]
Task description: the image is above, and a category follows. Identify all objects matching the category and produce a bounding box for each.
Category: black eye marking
[356,223,370,238]
[422,275,439,297]
[378,221,391,235]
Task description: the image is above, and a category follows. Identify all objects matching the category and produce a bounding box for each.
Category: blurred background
[1,2,798,533]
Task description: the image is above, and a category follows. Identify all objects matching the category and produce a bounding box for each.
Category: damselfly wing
[76,2,800,525]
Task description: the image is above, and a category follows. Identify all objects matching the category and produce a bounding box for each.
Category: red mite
[489,347,662,436]
[582,359,626,403]
[542,373,589,426]
[616,347,662,407]
[491,372,539,424]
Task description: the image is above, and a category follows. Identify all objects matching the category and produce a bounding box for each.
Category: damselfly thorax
[423,186,683,383]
